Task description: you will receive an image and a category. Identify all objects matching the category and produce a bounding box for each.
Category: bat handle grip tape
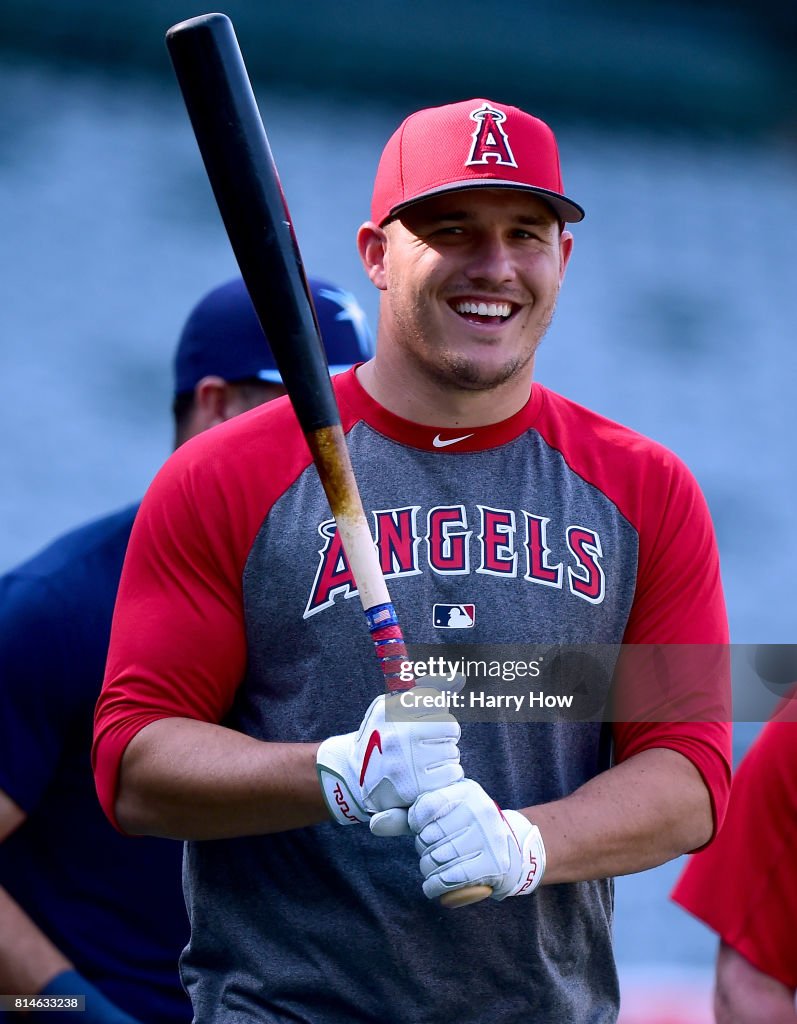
[366,604,414,692]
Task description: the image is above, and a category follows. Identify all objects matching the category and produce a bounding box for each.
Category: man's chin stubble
[429,327,550,393]
[429,353,530,392]
[431,306,555,392]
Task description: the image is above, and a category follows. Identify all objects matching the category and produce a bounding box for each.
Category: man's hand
[408,779,546,900]
[316,690,462,825]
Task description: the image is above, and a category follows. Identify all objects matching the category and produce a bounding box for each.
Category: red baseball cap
[371,98,584,226]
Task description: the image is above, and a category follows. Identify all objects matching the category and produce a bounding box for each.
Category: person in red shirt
[673,696,797,1024]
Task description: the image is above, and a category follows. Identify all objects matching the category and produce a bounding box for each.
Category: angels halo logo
[466,103,517,168]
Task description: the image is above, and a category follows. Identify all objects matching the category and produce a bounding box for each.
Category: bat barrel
[166,13,339,433]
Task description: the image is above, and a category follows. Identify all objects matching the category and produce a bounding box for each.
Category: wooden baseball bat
[165,12,490,909]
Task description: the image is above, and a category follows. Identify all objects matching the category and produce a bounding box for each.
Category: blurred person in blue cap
[172,276,373,445]
[0,276,372,1024]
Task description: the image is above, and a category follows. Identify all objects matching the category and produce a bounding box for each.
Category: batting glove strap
[317,691,463,826]
[409,779,547,901]
[497,809,547,899]
[316,740,371,825]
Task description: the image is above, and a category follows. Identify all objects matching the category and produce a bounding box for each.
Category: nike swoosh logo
[359,730,383,786]
[432,433,475,448]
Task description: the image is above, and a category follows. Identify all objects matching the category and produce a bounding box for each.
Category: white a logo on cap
[466,103,517,168]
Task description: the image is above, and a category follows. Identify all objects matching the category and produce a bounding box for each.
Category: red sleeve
[613,453,731,840]
[621,445,728,646]
[535,390,732,838]
[672,717,797,988]
[92,399,314,829]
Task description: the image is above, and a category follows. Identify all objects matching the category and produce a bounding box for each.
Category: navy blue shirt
[0,506,191,1024]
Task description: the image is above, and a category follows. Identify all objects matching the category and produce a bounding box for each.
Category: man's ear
[357,221,388,291]
[559,230,574,283]
[192,376,230,430]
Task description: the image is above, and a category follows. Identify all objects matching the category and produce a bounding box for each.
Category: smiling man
[357,189,571,416]
[93,99,731,1024]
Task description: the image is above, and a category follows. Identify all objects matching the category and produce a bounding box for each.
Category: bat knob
[439,884,493,908]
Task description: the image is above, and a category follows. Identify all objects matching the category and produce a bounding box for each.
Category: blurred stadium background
[1,2,794,1019]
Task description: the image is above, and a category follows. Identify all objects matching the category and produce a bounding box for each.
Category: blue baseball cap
[174,276,374,396]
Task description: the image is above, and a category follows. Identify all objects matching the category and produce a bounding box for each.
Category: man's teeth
[454,301,512,318]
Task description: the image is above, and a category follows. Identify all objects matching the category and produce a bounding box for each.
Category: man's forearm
[0,887,72,993]
[0,792,69,991]
[525,747,713,885]
[116,717,328,839]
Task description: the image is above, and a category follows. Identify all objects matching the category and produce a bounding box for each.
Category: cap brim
[255,369,283,384]
[385,180,585,225]
[257,365,356,384]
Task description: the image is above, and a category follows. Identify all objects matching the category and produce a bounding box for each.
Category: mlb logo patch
[433,604,475,629]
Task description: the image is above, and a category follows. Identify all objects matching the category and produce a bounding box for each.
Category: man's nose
[463,233,516,285]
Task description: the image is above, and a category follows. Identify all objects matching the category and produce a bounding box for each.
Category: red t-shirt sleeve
[672,718,797,988]
[608,438,731,838]
[92,447,250,827]
[92,400,313,830]
[535,389,732,840]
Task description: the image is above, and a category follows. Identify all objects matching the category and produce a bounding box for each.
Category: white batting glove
[316,690,462,826]
[408,779,546,901]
